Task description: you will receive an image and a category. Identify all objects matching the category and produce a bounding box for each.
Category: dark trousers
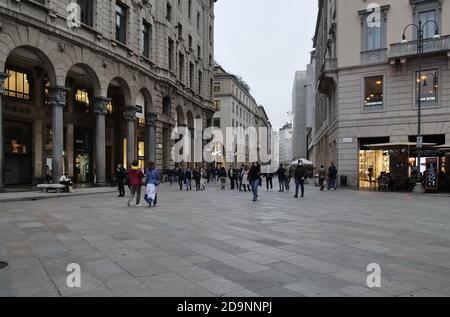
[285,177,291,191]
[266,177,273,190]
[195,179,200,191]
[60,181,72,192]
[129,186,141,205]
[319,177,325,191]
[295,179,305,197]
[179,178,184,191]
[278,177,285,192]
[230,178,235,190]
[118,181,125,196]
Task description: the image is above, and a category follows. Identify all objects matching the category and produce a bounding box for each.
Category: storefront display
[359,150,390,188]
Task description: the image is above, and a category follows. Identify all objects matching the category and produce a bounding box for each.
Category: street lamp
[401,20,440,185]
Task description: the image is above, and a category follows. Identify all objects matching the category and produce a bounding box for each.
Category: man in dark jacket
[248,162,262,202]
[328,163,338,190]
[228,167,235,190]
[294,160,307,198]
[115,164,127,197]
[276,164,285,192]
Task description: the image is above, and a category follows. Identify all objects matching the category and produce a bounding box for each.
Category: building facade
[213,64,271,166]
[312,0,450,187]
[0,0,216,189]
[292,70,307,160]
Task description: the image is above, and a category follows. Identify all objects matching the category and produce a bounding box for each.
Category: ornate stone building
[0,0,216,189]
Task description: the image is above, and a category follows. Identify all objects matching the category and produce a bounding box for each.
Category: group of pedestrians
[317,162,338,191]
[169,167,208,191]
[114,160,161,208]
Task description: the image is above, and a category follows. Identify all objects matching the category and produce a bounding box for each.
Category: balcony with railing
[389,35,450,59]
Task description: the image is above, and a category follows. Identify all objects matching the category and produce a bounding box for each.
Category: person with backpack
[328,162,338,190]
[127,161,144,207]
[144,161,160,208]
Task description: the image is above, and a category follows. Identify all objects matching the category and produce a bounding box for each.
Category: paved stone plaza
[0,183,449,297]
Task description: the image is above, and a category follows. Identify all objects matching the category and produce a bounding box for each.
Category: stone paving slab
[1,182,450,297]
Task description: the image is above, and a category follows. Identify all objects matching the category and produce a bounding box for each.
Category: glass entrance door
[74,127,93,184]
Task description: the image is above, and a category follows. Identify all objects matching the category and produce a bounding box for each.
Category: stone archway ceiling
[6,47,43,68]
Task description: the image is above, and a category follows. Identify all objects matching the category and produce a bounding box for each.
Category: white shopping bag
[146,184,156,202]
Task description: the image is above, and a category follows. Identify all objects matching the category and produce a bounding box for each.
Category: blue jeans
[295,179,305,197]
[251,179,260,201]
[186,179,192,190]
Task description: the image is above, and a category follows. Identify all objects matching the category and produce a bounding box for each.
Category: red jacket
[127,168,144,187]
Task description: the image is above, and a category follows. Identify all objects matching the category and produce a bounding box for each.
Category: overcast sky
[214,0,318,129]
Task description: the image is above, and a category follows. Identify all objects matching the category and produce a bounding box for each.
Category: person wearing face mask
[294,160,307,199]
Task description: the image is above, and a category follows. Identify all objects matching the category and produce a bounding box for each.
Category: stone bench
[37,184,67,193]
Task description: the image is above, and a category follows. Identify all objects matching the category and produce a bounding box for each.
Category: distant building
[292,71,308,160]
[279,114,293,164]
[213,64,271,166]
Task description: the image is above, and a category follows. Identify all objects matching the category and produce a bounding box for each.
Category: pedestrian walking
[266,173,273,191]
[185,168,193,191]
[144,161,160,208]
[193,168,201,191]
[228,167,235,190]
[294,160,307,198]
[127,161,144,207]
[248,162,262,202]
[115,164,127,197]
[276,164,285,192]
[328,162,338,190]
[178,168,185,191]
[284,164,291,191]
[219,167,227,190]
[200,168,207,191]
[318,165,326,191]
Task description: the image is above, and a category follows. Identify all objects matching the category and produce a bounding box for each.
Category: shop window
[138,141,145,169]
[364,76,384,107]
[75,88,90,113]
[136,105,145,127]
[106,100,113,115]
[4,69,31,100]
[43,80,50,106]
[359,150,390,188]
[416,69,438,105]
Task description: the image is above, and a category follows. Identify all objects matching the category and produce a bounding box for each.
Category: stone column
[48,86,68,183]
[124,105,137,165]
[94,98,109,186]
[0,73,9,191]
[146,112,158,163]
